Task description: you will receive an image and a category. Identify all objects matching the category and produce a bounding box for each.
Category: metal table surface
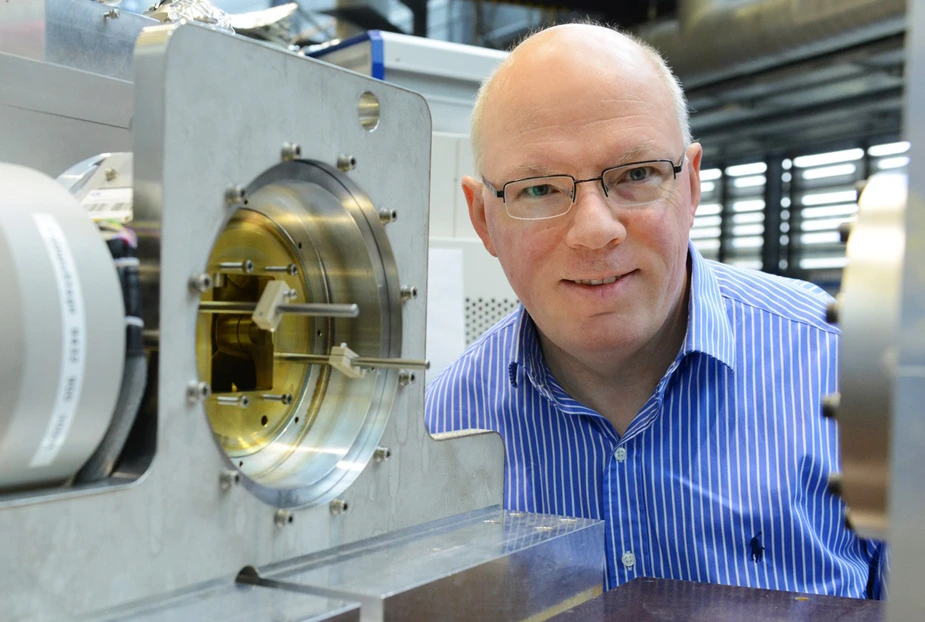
[551,578,884,621]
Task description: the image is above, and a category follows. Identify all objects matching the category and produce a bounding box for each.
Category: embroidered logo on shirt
[749,532,765,563]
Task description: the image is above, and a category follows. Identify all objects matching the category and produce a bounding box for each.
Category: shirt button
[622,551,636,568]
[615,447,627,462]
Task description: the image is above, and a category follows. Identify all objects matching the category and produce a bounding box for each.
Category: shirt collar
[684,242,736,370]
[508,243,736,388]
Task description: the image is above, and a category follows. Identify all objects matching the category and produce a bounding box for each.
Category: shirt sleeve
[866,540,889,600]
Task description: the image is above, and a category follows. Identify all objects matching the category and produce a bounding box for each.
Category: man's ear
[463,175,498,257]
[685,143,704,226]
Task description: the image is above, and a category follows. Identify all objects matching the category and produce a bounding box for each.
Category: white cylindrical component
[0,164,125,489]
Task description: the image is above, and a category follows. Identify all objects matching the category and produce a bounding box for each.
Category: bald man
[425,24,886,597]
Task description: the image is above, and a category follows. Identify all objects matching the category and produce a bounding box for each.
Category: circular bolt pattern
[187,381,211,403]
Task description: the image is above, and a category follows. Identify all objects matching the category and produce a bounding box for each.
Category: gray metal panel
[0,52,132,176]
[261,508,604,622]
[0,0,154,81]
[88,582,360,622]
[0,24,504,621]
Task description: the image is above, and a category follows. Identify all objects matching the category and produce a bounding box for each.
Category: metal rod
[264,264,298,275]
[277,353,430,370]
[198,302,359,318]
[215,395,249,407]
[218,260,254,274]
[261,393,293,405]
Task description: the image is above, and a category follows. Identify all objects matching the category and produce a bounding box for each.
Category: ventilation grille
[465,297,520,345]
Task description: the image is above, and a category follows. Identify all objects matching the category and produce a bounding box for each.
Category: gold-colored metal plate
[196,209,312,456]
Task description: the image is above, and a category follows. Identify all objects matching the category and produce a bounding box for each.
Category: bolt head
[337,155,357,172]
[281,142,302,161]
[225,185,247,206]
[187,380,210,403]
[189,273,213,294]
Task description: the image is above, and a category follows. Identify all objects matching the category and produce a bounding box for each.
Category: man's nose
[564,182,627,250]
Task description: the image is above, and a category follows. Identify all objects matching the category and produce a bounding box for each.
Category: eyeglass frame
[481,154,686,220]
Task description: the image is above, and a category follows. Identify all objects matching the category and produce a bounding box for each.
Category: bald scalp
[470,24,691,175]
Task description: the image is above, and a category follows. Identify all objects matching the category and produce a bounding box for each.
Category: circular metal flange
[836,172,906,540]
[195,160,402,508]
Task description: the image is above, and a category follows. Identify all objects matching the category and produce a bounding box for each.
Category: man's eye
[523,184,555,197]
[626,167,652,182]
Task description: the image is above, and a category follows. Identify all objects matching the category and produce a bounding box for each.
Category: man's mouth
[571,276,618,286]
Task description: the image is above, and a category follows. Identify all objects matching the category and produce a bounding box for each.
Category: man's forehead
[491,140,668,178]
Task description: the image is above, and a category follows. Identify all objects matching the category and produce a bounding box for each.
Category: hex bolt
[274,509,293,527]
[336,154,357,172]
[281,142,302,161]
[104,8,120,19]
[821,393,840,419]
[225,185,247,206]
[219,260,254,274]
[399,370,416,387]
[827,472,843,497]
[838,221,854,244]
[373,446,392,463]
[216,395,250,408]
[261,393,293,405]
[400,285,418,301]
[379,208,398,224]
[330,499,349,515]
[104,167,118,181]
[187,380,211,403]
[188,273,213,294]
[219,469,240,491]
[825,301,839,325]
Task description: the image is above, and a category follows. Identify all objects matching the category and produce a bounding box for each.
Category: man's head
[463,23,703,369]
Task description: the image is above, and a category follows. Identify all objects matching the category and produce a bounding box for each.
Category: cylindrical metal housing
[0,164,124,489]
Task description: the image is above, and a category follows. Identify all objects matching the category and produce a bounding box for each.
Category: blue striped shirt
[425,244,886,597]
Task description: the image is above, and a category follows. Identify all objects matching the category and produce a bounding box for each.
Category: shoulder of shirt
[426,308,521,389]
[705,259,838,335]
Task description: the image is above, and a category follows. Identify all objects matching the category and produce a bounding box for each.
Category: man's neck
[538,284,691,437]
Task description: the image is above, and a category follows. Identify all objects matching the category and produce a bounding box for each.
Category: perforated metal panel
[465,296,519,345]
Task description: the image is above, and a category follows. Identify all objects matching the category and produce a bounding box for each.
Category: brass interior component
[196,209,315,456]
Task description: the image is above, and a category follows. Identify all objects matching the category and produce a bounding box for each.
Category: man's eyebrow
[613,141,660,164]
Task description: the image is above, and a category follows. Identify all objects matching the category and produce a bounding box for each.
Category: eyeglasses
[482,156,685,221]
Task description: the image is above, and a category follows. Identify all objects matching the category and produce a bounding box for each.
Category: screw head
[379,208,398,224]
[374,446,392,462]
[225,185,247,206]
[330,499,349,515]
[104,167,118,181]
[274,509,293,527]
[821,393,840,419]
[401,285,418,301]
[187,380,211,403]
[399,370,416,387]
[189,273,213,294]
[281,142,302,161]
[219,469,240,491]
[336,154,357,172]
